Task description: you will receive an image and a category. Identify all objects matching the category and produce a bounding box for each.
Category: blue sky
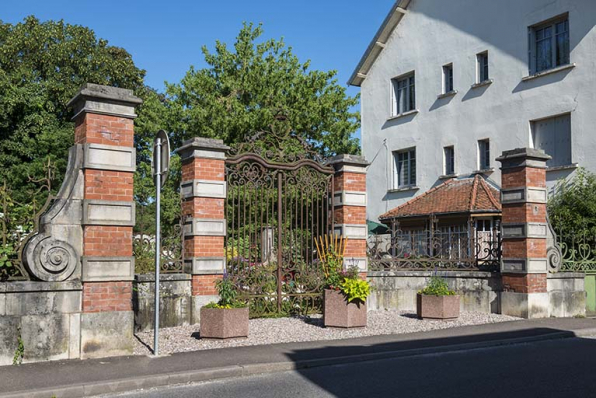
[2,1,390,105]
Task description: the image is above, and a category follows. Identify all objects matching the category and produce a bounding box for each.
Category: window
[478,139,490,170]
[531,114,571,167]
[442,64,454,93]
[529,15,569,74]
[391,73,415,116]
[393,148,416,188]
[477,52,489,82]
[444,146,455,175]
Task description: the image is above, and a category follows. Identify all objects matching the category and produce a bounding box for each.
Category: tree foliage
[0,16,146,203]
[548,168,596,235]
[166,23,360,156]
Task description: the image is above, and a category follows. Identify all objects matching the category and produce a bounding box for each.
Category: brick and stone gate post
[67,84,141,357]
[328,155,369,278]
[497,148,551,318]
[177,138,229,324]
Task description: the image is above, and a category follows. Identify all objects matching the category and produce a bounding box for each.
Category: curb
[2,329,595,398]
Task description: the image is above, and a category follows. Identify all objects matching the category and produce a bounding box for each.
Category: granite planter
[416,294,460,320]
[324,289,367,328]
[199,307,249,339]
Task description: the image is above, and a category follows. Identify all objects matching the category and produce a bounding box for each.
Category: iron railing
[368,224,501,272]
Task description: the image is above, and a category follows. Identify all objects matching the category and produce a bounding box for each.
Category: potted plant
[316,235,371,328]
[200,274,249,339]
[417,275,460,320]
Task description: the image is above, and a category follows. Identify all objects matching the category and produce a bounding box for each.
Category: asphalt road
[110,336,596,398]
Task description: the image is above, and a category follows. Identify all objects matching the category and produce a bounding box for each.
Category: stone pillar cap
[67,83,143,120]
[496,147,551,170]
[496,147,551,162]
[175,137,230,161]
[67,83,143,107]
[326,154,370,168]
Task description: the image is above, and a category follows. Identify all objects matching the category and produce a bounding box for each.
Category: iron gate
[225,125,334,317]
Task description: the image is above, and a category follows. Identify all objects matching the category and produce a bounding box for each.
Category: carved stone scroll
[23,145,84,281]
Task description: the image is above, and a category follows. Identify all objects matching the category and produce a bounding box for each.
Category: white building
[349,0,596,223]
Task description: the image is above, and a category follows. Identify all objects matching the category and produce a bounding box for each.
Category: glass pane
[536,37,552,72]
[409,78,415,111]
[410,157,416,185]
[556,30,570,66]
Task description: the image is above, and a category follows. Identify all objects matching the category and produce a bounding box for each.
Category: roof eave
[348,0,411,87]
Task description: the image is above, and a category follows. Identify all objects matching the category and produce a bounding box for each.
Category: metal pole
[154,138,161,356]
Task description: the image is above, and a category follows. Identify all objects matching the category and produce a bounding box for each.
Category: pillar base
[80,311,134,358]
[190,295,219,324]
[501,291,549,319]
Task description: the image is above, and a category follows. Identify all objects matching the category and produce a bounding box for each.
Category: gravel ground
[133,311,520,355]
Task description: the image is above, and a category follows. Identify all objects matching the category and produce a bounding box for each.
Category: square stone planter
[199,307,249,339]
[324,289,367,328]
[416,293,460,320]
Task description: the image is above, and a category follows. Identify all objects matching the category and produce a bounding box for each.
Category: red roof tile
[379,175,501,220]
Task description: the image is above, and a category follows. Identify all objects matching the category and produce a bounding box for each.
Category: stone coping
[0,280,82,293]
[67,83,142,107]
[134,273,192,283]
[548,272,585,279]
[368,270,497,278]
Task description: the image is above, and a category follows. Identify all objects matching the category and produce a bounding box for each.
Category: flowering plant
[204,272,247,309]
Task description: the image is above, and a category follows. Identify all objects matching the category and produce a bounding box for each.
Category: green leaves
[0,16,145,204]
[166,22,360,157]
[339,278,371,303]
[419,276,455,296]
[549,168,596,236]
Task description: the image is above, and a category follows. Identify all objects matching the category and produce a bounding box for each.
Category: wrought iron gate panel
[368,222,501,272]
[225,129,334,317]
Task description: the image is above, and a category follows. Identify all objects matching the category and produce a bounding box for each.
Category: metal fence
[368,224,501,272]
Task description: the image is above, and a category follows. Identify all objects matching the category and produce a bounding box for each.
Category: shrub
[419,275,455,296]
[339,277,370,303]
[204,273,247,309]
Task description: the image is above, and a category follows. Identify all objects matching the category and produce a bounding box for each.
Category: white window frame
[442,64,454,94]
[476,51,489,83]
[443,146,455,175]
[477,139,491,170]
[393,148,416,188]
[391,72,416,116]
[528,14,570,75]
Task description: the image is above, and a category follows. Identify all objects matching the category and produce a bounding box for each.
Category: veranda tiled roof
[379,175,501,220]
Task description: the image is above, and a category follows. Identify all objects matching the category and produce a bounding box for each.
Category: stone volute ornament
[23,145,84,281]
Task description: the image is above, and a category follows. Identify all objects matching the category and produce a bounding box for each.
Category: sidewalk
[1,318,595,398]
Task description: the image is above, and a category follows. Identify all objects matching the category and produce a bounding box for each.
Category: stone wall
[0,282,82,366]
[367,270,586,317]
[133,274,192,332]
[367,271,502,314]
[547,273,585,318]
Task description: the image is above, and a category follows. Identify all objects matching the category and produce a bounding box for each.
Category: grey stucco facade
[352,0,596,222]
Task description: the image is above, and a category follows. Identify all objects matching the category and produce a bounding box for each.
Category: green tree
[548,168,596,236]
[0,16,146,203]
[166,23,360,156]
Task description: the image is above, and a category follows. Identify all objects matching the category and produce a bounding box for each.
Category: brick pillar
[328,155,370,278]
[176,137,229,324]
[496,148,551,318]
[67,83,141,358]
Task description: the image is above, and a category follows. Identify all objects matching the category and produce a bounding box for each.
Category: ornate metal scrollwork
[546,215,562,273]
